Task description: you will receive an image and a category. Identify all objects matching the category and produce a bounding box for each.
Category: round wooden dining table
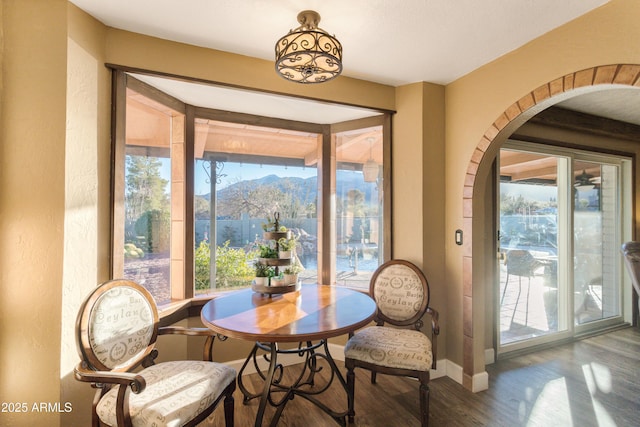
[201,284,376,427]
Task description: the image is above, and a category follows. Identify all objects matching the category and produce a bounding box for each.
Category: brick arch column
[461,64,640,389]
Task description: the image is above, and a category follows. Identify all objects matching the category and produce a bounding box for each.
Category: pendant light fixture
[362,138,379,183]
[275,10,343,84]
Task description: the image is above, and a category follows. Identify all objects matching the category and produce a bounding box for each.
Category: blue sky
[196,162,318,195]
[160,159,318,195]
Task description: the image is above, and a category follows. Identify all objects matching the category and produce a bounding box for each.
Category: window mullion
[184,105,195,299]
[319,126,335,285]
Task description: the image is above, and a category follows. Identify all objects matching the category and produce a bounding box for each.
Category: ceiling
[129,73,383,124]
[69,0,640,126]
[69,0,610,86]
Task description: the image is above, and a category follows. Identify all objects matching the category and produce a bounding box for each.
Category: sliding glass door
[498,149,568,346]
[573,161,622,329]
[498,142,630,353]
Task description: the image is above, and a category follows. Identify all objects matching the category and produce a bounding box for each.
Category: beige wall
[0,1,67,427]
[0,3,399,426]
[1,0,640,425]
[445,0,640,368]
[392,82,447,345]
[60,4,112,426]
[104,29,396,113]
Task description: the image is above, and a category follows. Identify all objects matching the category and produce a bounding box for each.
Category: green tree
[500,194,542,215]
[218,180,287,219]
[194,240,211,291]
[135,209,171,253]
[194,195,210,220]
[217,177,317,222]
[125,155,169,221]
[194,240,258,290]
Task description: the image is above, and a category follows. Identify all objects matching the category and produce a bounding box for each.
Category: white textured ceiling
[557,89,640,126]
[70,0,609,86]
[69,0,640,126]
[130,73,383,124]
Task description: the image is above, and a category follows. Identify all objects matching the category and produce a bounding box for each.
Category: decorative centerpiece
[283,259,303,285]
[277,234,298,259]
[253,261,273,286]
[252,212,301,295]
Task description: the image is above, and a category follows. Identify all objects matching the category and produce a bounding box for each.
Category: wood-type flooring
[202,326,640,426]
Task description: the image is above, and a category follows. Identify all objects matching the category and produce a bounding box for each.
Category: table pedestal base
[237,340,348,427]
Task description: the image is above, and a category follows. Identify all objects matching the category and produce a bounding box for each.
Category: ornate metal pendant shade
[275,10,343,84]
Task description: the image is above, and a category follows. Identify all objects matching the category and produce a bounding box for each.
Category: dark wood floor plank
[201,326,640,426]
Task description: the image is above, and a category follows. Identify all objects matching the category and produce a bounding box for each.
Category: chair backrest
[621,241,640,297]
[370,259,429,327]
[76,279,159,372]
[506,250,537,276]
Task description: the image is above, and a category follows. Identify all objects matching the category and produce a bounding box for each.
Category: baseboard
[226,342,480,390]
[471,370,489,392]
[485,347,495,365]
[444,359,489,392]
[445,359,463,383]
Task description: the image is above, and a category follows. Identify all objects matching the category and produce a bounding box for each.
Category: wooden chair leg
[419,380,429,427]
[371,371,377,384]
[346,365,356,423]
[223,390,234,427]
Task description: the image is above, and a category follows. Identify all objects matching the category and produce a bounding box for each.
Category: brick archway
[461,64,640,390]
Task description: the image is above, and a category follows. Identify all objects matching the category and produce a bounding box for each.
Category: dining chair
[344,259,439,427]
[500,249,542,325]
[621,241,640,317]
[74,279,236,427]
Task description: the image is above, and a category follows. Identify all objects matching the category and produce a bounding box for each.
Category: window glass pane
[335,126,384,289]
[574,161,621,324]
[499,150,561,344]
[116,74,390,301]
[498,143,628,354]
[194,119,319,294]
[121,89,180,305]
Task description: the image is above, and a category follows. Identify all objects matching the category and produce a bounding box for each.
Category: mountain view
[200,172,379,205]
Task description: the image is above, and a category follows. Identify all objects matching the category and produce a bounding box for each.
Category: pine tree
[125,155,169,222]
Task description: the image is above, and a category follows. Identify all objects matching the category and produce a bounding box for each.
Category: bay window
[112,70,391,304]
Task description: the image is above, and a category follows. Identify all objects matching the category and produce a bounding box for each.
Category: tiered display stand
[252,213,301,295]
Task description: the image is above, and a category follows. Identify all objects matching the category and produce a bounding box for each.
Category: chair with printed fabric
[344,259,439,427]
[74,279,236,427]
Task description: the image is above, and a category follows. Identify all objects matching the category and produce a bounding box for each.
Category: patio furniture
[501,249,542,325]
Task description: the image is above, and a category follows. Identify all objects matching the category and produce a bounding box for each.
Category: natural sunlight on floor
[527,377,571,425]
[581,362,617,426]
[523,363,617,426]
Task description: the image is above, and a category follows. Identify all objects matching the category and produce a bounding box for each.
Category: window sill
[156,290,241,326]
[157,296,214,326]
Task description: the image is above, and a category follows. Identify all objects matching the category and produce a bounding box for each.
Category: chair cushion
[97,360,236,427]
[344,326,432,371]
[373,263,426,322]
[88,285,155,370]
